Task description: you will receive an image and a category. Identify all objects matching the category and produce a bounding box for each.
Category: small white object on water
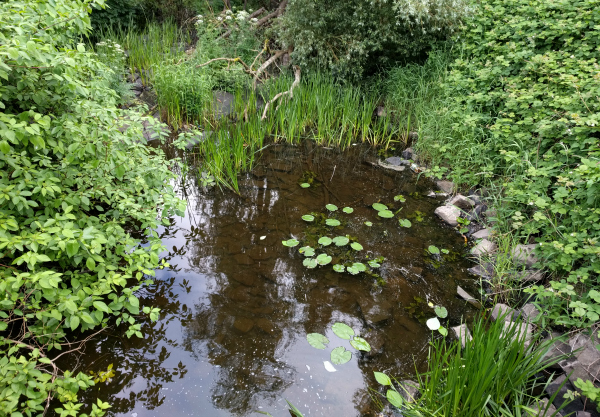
[260,236,266,240]
[306,365,310,371]
[426,317,441,330]
[323,361,337,372]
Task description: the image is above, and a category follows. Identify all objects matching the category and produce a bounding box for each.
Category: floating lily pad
[434,306,448,318]
[441,248,449,254]
[394,195,406,203]
[326,204,338,212]
[342,207,354,214]
[330,346,352,365]
[350,337,371,352]
[303,258,318,269]
[307,333,329,349]
[332,236,349,246]
[332,322,355,340]
[399,219,412,228]
[368,260,381,268]
[387,389,404,408]
[374,372,392,386]
[350,242,363,251]
[353,262,366,271]
[333,264,345,272]
[299,246,315,257]
[300,183,311,188]
[378,210,394,218]
[316,253,332,265]
[325,219,341,226]
[426,317,441,331]
[438,326,448,337]
[364,221,373,227]
[282,239,299,247]
[318,236,332,246]
[302,215,315,222]
[428,245,440,254]
[372,203,388,212]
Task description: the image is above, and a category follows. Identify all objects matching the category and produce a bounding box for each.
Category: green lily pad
[364,221,373,227]
[434,306,448,318]
[282,239,299,247]
[441,248,449,254]
[326,219,341,226]
[332,236,349,246]
[303,258,318,269]
[399,219,412,228]
[350,336,371,352]
[352,262,366,271]
[300,183,311,188]
[330,346,352,365]
[378,210,394,218]
[316,253,332,265]
[302,215,315,222]
[318,236,333,246]
[428,245,440,254]
[326,204,338,212]
[368,260,381,268]
[333,264,345,272]
[307,333,329,349]
[394,195,406,202]
[372,203,388,211]
[342,207,354,214]
[350,242,363,251]
[332,322,355,340]
[299,246,315,257]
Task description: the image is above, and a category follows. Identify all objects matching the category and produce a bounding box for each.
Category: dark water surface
[58,143,478,417]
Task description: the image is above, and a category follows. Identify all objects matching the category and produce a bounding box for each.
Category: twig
[249,7,266,18]
[255,0,287,28]
[261,65,300,120]
[253,48,288,90]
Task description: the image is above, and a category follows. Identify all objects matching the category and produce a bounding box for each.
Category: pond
[56,142,479,417]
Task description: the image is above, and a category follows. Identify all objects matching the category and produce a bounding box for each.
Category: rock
[233,253,254,266]
[542,334,573,370]
[233,317,255,333]
[468,204,488,222]
[383,156,410,166]
[491,303,515,321]
[517,269,544,282]
[434,205,462,227]
[358,298,393,324]
[472,228,491,239]
[375,106,386,117]
[448,194,476,210]
[576,412,592,417]
[427,191,449,198]
[512,244,540,268]
[528,398,560,416]
[521,303,541,323]
[573,337,600,379]
[408,131,419,141]
[366,331,386,354]
[436,180,455,194]
[468,193,483,205]
[399,380,420,403]
[255,318,277,334]
[456,286,482,308]
[502,320,533,347]
[402,147,415,160]
[485,208,498,220]
[545,374,584,416]
[401,266,423,283]
[378,160,405,172]
[564,363,598,402]
[467,263,494,279]
[451,324,472,348]
[471,239,497,256]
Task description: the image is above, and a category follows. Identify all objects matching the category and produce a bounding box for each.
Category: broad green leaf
[387,389,404,408]
[394,195,406,202]
[438,326,448,336]
[332,322,354,340]
[350,242,363,251]
[318,236,332,246]
[299,246,315,257]
[302,215,314,222]
[86,257,96,271]
[368,260,381,268]
[316,253,332,265]
[70,316,80,331]
[325,219,341,226]
[332,236,349,246]
[364,221,373,226]
[399,219,412,228]
[428,245,440,254]
[300,183,310,188]
[303,258,318,269]
[378,210,394,218]
[93,301,111,313]
[342,207,354,213]
[350,337,371,352]
[333,264,345,272]
[372,203,388,211]
[434,306,448,318]
[374,371,392,386]
[282,239,300,247]
[307,333,329,349]
[330,346,352,365]
[326,204,338,211]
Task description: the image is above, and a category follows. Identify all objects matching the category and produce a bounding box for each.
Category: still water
[57,143,478,417]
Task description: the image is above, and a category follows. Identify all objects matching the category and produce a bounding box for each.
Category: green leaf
[282,239,300,247]
[300,183,310,188]
[325,218,340,226]
[394,195,406,202]
[318,236,332,246]
[372,203,388,211]
[374,371,392,386]
[303,258,318,269]
[332,236,349,246]
[86,257,96,271]
[368,260,381,268]
[0,140,10,154]
[364,221,373,226]
[399,219,412,228]
[316,253,332,265]
[434,306,448,318]
[332,322,354,340]
[342,207,354,213]
[70,316,80,331]
[350,242,363,251]
[428,245,440,254]
[93,301,111,313]
[333,264,345,272]
[66,241,79,257]
[325,204,338,211]
[350,336,371,351]
[438,326,448,336]
[302,215,315,222]
[299,246,315,257]
[330,346,352,365]
[115,165,125,180]
[307,333,329,349]
[378,210,394,218]
[387,389,404,408]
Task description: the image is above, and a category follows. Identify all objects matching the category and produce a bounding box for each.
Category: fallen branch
[255,0,288,28]
[253,48,288,89]
[261,65,301,120]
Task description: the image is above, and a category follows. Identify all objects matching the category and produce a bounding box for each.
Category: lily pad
[330,346,352,365]
[441,248,449,254]
[364,221,373,227]
[342,207,354,214]
[307,333,329,349]
[299,246,315,257]
[300,183,311,188]
[332,236,349,246]
[318,236,333,246]
[316,253,332,265]
[347,265,360,275]
[352,262,367,272]
[399,219,412,228]
[303,258,318,269]
[333,264,345,273]
[282,239,299,247]
[325,219,341,226]
[426,317,441,331]
[394,195,406,203]
[434,306,448,318]
[332,322,355,340]
[326,204,338,212]
[350,242,363,251]
[428,245,440,254]
[350,337,371,352]
[372,203,388,212]
[368,260,381,268]
[302,214,315,222]
[378,210,394,218]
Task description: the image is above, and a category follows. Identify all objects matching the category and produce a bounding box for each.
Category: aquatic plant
[399,219,412,228]
[325,219,341,226]
[306,322,372,369]
[343,207,354,214]
[282,238,300,247]
[302,215,315,222]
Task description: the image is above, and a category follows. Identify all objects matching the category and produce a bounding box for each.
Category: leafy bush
[0,0,185,415]
[277,0,472,80]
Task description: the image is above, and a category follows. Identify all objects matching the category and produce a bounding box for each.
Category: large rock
[448,194,476,210]
[233,317,255,333]
[512,243,540,268]
[472,228,491,239]
[434,205,462,226]
[457,286,482,308]
[358,298,393,324]
[378,160,405,172]
[402,147,415,160]
[517,269,544,282]
[491,303,515,321]
[545,374,584,416]
[471,239,497,256]
[383,156,410,166]
[528,398,561,417]
[520,303,541,323]
[467,263,494,279]
[436,180,455,193]
[502,320,533,347]
[451,324,472,348]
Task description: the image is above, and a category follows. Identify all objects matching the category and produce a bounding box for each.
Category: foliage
[306,322,371,368]
[0,0,185,415]
[277,0,472,80]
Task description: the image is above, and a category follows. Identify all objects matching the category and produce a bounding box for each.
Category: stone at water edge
[436,180,455,194]
[520,303,541,323]
[467,263,494,279]
[448,194,476,210]
[434,205,461,226]
[516,269,544,282]
[451,324,472,349]
[491,303,515,321]
[378,160,406,172]
[383,156,409,166]
[402,147,415,160]
[456,286,482,309]
[399,380,420,403]
[470,239,497,256]
[472,228,491,239]
[528,398,560,417]
[511,243,540,268]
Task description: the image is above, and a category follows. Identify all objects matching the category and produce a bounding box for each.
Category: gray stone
[399,380,420,403]
[468,193,483,205]
[375,106,386,117]
[436,180,455,194]
[491,303,514,321]
[542,334,573,370]
[378,160,406,172]
[402,147,415,159]
[383,156,410,166]
[573,340,600,378]
[472,228,491,239]
[546,374,584,416]
[468,263,494,279]
[427,191,449,198]
[521,303,541,323]
[512,244,540,268]
[471,239,497,256]
[457,286,482,308]
[358,298,393,324]
[564,363,597,402]
[528,398,560,416]
[576,412,592,417]
[485,208,498,220]
[448,194,476,210]
[502,320,533,347]
[434,205,462,227]
[517,269,545,282]
[451,324,472,348]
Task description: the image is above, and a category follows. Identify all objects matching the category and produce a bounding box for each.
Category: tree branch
[261,65,300,120]
[255,0,288,28]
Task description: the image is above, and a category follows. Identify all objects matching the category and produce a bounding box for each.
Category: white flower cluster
[236,10,249,21]
[195,14,204,26]
[96,40,124,54]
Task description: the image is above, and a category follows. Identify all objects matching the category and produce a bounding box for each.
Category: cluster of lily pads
[306,322,371,367]
[425,303,449,336]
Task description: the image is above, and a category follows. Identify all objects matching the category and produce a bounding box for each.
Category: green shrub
[0,0,185,415]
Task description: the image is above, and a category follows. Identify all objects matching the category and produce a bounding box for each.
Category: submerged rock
[233,316,255,333]
[456,286,482,308]
[358,298,393,324]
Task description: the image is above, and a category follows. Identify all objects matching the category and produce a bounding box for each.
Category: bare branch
[261,66,301,120]
[253,48,288,89]
[255,0,288,28]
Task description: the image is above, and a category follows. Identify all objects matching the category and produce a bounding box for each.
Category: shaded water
[59,143,478,417]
